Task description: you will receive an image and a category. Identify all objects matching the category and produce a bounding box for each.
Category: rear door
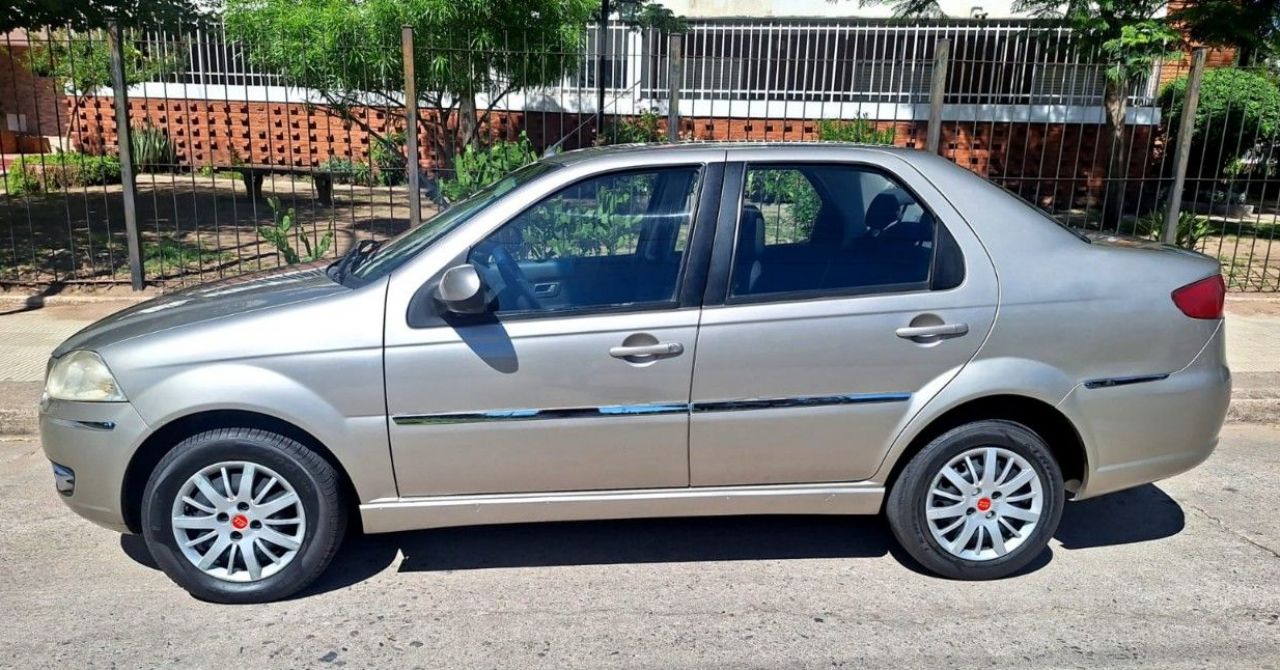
[688,151,998,486]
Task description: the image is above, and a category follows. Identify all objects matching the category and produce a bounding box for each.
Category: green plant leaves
[258,197,331,265]
[440,131,538,201]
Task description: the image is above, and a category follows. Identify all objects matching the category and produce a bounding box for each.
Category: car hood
[52,263,348,358]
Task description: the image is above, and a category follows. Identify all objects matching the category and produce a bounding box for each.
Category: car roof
[542,141,925,166]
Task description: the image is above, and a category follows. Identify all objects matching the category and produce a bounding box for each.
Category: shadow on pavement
[299,515,897,598]
[1056,483,1184,549]
[121,483,1185,599]
[0,282,65,316]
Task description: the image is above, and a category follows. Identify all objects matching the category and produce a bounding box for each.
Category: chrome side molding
[393,392,912,426]
[1083,374,1169,390]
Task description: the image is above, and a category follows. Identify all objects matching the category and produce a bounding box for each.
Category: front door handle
[895,323,969,339]
[609,342,684,359]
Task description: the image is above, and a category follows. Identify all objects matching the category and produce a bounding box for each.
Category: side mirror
[433,264,489,315]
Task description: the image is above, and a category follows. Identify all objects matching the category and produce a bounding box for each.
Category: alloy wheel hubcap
[170,461,306,582]
[925,447,1044,561]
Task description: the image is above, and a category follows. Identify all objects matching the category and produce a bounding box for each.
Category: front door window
[468,167,702,315]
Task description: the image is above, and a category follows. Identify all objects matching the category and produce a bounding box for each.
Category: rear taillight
[1171,275,1225,319]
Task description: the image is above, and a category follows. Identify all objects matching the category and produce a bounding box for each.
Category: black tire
[885,419,1064,580]
[140,427,347,603]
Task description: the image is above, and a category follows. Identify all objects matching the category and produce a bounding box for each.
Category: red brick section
[69,95,1162,208]
[1160,0,1239,87]
[0,45,66,144]
[672,116,1159,208]
[67,96,602,171]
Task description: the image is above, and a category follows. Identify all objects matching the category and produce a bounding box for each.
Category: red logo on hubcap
[976,498,992,512]
[231,514,249,530]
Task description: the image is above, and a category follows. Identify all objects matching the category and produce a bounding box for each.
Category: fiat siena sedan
[41,143,1230,602]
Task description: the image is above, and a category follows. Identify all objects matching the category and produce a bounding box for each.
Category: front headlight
[45,350,126,402]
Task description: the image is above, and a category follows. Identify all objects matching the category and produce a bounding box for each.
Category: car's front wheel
[141,427,346,603]
[886,419,1064,580]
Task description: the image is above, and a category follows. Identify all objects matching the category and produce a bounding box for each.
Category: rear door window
[730,164,940,300]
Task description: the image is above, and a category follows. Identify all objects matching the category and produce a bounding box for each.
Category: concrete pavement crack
[1186,503,1280,560]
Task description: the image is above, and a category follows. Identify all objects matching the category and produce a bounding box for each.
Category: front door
[385,164,719,496]
[688,154,999,486]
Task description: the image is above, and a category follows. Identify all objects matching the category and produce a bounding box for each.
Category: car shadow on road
[1056,483,1185,549]
[119,484,1186,599]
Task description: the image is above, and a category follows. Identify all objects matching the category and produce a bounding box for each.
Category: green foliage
[4,153,121,194]
[1161,68,1280,181]
[1171,0,1280,66]
[516,173,654,261]
[130,122,173,172]
[612,0,688,33]
[817,117,895,145]
[25,30,184,105]
[258,196,334,264]
[1091,17,1182,83]
[1135,210,1212,249]
[601,110,666,145]
[440,132,539,201]
[142,235,229,275]
[744,168,821,242]
[370,131,406,186]
[224,0,596,159]
[317,156,375,186]
[1,0,195,32]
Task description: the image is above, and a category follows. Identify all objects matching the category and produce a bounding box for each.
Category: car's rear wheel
[886,420,1064,580]
[140,428,346,603]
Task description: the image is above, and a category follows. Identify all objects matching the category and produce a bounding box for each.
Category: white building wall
[659,0,1030,20]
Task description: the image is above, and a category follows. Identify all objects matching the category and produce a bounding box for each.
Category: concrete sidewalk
[1,294,1277,431]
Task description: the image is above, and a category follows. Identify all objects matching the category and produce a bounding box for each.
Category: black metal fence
[1,19,1276,290]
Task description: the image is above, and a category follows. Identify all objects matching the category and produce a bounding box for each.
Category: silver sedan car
[41,143,1230,603]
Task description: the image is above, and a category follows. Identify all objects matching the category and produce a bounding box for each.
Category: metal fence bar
[927,39,949,154]
[1163,48,1207,246]
[667,34,682,142]
[402,25,421,230]
[2,18,1274,291]
[108,21,145,289]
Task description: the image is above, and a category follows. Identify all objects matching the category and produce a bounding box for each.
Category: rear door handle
[609,342,684,359]
[895,323,969,339]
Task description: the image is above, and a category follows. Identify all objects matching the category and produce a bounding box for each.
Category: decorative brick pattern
[69,95,1161,209]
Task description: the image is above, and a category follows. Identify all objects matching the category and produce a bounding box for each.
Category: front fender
[127,359,396,504]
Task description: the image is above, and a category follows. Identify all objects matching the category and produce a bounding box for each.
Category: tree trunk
[458,94,479,154]
[1101,77,1129,230]
[1237,44,1256,68]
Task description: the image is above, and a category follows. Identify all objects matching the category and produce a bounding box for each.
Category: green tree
[1171,0,1280,66]
[1161,68,1280,181]
[611,0,688,33]
[224,0,596,167]
[862,0,1179,226]
[0,0,194,32]
[24,29,183,113]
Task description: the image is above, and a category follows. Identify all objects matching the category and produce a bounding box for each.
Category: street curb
[0,294,153,307]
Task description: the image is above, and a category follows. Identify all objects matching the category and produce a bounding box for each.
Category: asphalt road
[1,424,1277,669]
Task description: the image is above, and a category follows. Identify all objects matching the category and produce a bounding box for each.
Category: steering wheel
[475,242,541,311]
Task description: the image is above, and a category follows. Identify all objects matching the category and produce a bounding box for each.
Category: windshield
[346,161,560,283]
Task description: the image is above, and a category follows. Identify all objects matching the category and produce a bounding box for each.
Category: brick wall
[67,95,601,171]
[0,45,68,142]
[69,94,1161,209]
[673,116,1159,208]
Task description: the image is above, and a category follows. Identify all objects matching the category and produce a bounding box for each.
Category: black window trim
[707,159,964,307]
[408,162,723,328]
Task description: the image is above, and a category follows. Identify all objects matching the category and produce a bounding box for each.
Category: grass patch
[143,236,231,276]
